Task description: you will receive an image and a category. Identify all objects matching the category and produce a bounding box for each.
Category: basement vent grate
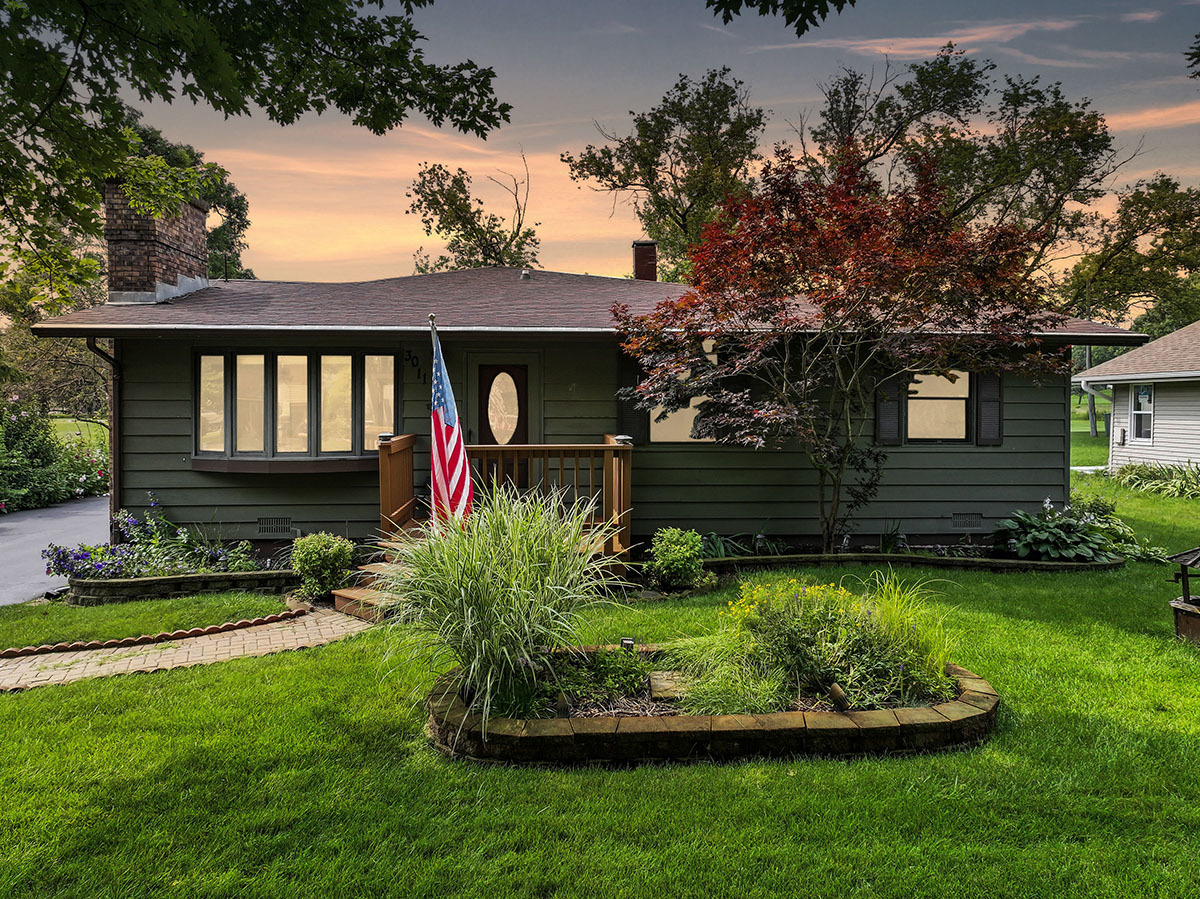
[951,512,984,530]
[257,516,293,536]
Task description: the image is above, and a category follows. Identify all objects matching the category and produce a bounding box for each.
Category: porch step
[332,586,393,623]
[357,562,392,584]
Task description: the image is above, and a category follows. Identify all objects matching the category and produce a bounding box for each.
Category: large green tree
[406,156,540,273]
[0,0,509,308]
[705,0,857,36]
[124,114,256,280]
[562,68,766,282]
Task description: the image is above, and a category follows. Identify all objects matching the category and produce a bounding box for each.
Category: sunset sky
[139,0,1200,282]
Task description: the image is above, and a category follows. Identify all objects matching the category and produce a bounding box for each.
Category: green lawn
[49,417,107,443]
[0,592,286,651]
[1071,417,1110,468]
[1,480,1199,898]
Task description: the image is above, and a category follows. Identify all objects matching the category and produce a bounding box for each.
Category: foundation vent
[257,516,294,536]
[951,512,983,530]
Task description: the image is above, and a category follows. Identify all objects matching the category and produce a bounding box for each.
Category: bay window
[195,351,399,458]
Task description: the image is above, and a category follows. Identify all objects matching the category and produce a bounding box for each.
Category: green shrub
[1112,462,1200,499]
[0,396,109,513]
[663,571,954,714]
[992,501,1118,562]
[646,527,706,591]
[379,486,621,734]
[291,533,355,599]
[1068,489,1168,563]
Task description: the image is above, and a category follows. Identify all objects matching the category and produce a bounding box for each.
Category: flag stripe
[430,323,473,521]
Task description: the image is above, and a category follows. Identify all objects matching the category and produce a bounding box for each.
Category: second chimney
[104,180,210,304]
[632,240,657,281]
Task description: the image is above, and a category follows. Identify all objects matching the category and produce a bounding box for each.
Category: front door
[477,362,529,487]
[477,363,528,446]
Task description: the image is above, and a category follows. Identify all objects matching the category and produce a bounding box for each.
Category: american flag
[429,316,473,521]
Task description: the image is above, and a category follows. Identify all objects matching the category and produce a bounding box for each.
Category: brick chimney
[632,240,657,281]
[104,180,209,304]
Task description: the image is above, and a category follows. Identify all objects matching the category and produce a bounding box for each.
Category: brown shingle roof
[31,265,1144,345]
[1074,318,1200,383]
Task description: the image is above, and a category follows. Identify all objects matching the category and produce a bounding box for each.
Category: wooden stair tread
[332,586,388,603]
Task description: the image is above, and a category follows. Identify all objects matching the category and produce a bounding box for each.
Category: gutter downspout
[1078,378,1115,471]
[86,337,120,542]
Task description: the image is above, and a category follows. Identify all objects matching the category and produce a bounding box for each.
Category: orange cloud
[1105,100,1200,132]
[749,18,1083,57]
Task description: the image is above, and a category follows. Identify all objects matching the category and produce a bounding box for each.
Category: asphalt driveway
[0,496,109,606]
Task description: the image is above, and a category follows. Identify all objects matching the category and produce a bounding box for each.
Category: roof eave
[1074,370,1200,385]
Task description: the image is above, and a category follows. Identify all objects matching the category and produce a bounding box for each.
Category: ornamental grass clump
[663,570,954,714]
[378,486,622,735]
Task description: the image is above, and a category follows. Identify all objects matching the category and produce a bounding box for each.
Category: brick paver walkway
[0,609,372,692]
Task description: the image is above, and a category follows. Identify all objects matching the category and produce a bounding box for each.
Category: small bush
[646,527,705,591]
[1112,462,1200,499]
[663,571,954,714]
[992,501,1118,562]
[291,532,355,599]
[379,486,621,735]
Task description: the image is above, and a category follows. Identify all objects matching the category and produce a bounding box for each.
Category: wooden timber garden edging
[65,569,300,606]
[427,650,1000,765]
[700,552,1125,574]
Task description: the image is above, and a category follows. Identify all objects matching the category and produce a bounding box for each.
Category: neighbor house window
[195,352,399,457]
[650,339,717,443]
[906,370,970,442]
[1131,384,1153,440]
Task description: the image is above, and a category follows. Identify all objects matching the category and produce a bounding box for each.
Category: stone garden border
[427,650,1000,765]
[0,608,309,659]
[66,569,300,606]
[701,552,1124,574]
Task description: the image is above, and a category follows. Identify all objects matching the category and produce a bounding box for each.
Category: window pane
[487,371,520,445]
[276,355,309,453]
[1134,414,1152,439]
[363,355,395,450]
[907,400,968,440]
[650,401,715,442]
[320,355,353,453]
[235,355,265,452]
[198,356,225,452]
[909,371,970,399]
[1133,385,1153,413]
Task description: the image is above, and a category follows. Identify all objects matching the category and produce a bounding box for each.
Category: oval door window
[487,372,520,445]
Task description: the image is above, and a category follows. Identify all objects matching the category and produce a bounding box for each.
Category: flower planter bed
[66,570,301,606]
[701,552,1124,574]
[427,649,1000,765]
[0,608,309,659]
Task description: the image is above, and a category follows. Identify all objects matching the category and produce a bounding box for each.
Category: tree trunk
[1085,345,1098,438]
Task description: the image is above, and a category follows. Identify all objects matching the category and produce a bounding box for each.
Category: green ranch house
[33,187,1143,552]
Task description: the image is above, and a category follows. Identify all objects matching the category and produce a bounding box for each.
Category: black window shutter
[976,372,1004,445]
[617,351,650,444]
[875,376,903,446]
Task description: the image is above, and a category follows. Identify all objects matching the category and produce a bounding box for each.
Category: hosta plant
[992,502,1118,562]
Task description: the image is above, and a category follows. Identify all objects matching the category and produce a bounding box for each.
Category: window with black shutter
[616,351,650,444]
[874,370,1003,447]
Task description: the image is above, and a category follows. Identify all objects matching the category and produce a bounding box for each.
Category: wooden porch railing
[377,433,416,535]
[377,432,633,558]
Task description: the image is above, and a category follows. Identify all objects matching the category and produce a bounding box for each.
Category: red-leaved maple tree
[614,145,1068,550]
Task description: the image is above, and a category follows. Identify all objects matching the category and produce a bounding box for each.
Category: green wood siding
[118,336,1068,542]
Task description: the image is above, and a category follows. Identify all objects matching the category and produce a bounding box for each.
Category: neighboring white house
[1075,319,1200,469]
